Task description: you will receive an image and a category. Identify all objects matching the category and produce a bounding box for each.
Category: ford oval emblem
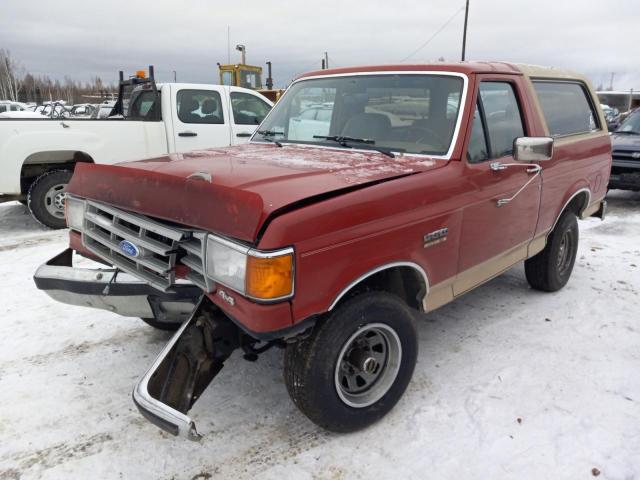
[118,240,140,258]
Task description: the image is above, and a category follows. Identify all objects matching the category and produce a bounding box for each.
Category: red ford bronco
[35,62,611,439]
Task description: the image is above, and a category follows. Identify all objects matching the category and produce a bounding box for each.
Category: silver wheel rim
[557,229,574,276]
[44,183,67,219]
[334,323,402,408]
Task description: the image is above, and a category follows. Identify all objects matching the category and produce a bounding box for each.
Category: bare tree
[0,49,23,101]
[0,50,116,104]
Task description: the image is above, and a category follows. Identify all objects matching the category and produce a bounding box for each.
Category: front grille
[81,200,211,292]
[612,150,640,161]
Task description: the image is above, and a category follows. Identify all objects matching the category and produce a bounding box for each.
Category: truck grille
[612,150,640,161]
[81,200,212,292]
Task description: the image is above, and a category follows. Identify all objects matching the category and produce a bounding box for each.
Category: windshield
[617,110,640,133]
[253,73,464,156]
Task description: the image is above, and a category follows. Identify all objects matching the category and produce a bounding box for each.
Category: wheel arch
[20,150,94,193]
[328,261,430,312]
[548,187,591,234]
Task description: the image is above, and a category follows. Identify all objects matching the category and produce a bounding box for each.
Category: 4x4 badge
[424,228,448,248]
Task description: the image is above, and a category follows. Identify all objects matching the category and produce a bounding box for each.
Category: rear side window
[177,89,224,124]
[533,81,600,137]
[128,90,158,120]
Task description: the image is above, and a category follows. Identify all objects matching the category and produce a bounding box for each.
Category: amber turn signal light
[245,254,294,300]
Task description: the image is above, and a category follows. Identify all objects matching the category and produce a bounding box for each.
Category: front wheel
[284,292,418,433]
[27,169,73,229]
[525,211,579,292]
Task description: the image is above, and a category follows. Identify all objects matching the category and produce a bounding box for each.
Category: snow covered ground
[0,192,638,480]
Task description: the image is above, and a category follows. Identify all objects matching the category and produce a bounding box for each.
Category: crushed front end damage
[34,249,202,324]
[133,298,241,440]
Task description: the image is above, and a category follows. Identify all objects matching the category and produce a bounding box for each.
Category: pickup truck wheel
[525,211,579,292]
[27,169,73,229]
[140,317,181,331]
[284,292,418,433]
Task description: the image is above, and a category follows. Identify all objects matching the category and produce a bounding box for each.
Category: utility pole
[609,72,615,90]
[324,51,329,69]
[461,0,470,61]
[173,70,177,82]
[227,26,231,63]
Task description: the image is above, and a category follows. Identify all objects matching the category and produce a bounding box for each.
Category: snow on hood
[67,143,445,242]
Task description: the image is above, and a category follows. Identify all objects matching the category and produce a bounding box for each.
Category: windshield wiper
[313,135,397,158]
[614,130,640,135]
[256,129,284,147]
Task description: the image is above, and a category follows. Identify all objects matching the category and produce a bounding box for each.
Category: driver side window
[467,82,525,163]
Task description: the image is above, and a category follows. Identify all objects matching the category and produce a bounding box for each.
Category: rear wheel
[27,169,73,229]
[284,292,418,432]
[525,211,579,292]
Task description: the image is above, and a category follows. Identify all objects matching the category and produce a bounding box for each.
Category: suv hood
[611,133,640,151]
[68,143,446,242]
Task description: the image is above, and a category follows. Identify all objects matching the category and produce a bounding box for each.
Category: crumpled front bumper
[33,249,202,324]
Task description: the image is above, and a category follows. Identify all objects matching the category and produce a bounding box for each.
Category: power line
[399,5,465,62]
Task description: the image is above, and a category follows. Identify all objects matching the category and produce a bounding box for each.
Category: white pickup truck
[0,73,273,228]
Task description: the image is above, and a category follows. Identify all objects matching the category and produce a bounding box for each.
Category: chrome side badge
[423,228,448,248]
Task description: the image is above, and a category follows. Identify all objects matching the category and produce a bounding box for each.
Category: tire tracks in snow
[0,327,170,372]
[183,417,331,479]
[0,432,113,478]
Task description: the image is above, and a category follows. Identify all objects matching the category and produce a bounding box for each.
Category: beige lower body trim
[424,234,548,313]
[581,197,605,219]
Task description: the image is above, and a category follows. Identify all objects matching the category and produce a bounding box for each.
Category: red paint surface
[67,144,443,243]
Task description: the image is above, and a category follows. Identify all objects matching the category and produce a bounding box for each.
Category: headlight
[64,196,86,231]
[205,235,294,301]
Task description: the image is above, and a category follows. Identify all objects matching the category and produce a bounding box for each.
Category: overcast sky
[2,0,638,91]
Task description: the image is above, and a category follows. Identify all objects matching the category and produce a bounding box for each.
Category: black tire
[284,292,418,433]
[27,169,73,229]
[140,317,181,331]
[525,211,579,292]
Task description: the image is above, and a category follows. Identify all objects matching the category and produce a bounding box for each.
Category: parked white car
[0,83,273,227]
[0,100,40,118]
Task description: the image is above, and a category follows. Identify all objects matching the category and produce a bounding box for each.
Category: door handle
[492,163,543,207]
[236,132,252,138]
[179,131,197,137]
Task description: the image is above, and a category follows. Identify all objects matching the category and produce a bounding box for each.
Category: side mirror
[513,137,554,162]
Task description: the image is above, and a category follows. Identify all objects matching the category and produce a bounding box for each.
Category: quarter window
[177,89,224,124]
[533,81,600,136]
[230,92,271,125]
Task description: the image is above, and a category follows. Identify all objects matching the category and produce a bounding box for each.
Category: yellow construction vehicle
[218,45,284,102]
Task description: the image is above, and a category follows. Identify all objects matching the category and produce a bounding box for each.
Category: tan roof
[514,63,589,82]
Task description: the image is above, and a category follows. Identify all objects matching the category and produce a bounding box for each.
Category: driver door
[455,78,541,294]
